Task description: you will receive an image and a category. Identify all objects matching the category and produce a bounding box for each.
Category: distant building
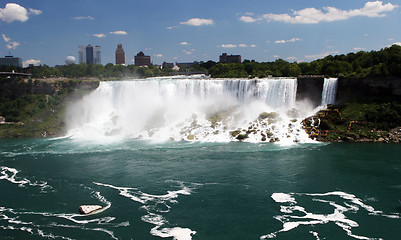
[78,46,86,64]
[0,55,22,68]
[162,62,174,69]
[78,45,101,64]
[176,61,199,69]
[86,45,94,64]
[219,53,241,63]
[93,46,101,64]
[115,44,125,65]
[134,51,151,66]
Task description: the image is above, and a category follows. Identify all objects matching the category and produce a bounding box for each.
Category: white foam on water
[0,166,51,192]
[309,231,321,240]
[263,191,399,239]
[151,227,196,240]
[271,193,296,203]
[95,180,199,239]
[0,189,122,240]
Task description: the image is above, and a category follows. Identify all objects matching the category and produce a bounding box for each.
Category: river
[1,139,400,240]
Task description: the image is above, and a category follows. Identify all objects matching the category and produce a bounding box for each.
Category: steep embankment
[0,78,99,138]
[303,76,401,143]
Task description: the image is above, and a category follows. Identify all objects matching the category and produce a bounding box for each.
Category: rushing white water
[321,78,338,106]
[66,76,327,143]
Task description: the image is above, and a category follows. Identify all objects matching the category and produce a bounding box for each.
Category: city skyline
[1,0,401,67]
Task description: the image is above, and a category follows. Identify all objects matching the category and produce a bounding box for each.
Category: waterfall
[321,78,338,106]
[66,76,315,143]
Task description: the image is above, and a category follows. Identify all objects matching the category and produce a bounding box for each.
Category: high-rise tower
[78,46,86,64]
[93,46,101,64]
[78,45,101,64]
[85,45,94,64]
[115,44,125,65]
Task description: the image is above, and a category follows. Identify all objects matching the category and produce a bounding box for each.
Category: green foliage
[209,63,248,78]
[0,79,98,137]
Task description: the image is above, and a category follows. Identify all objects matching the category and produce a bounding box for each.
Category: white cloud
[110,31,127,35]
[218,44,237,48]
[180,18,214,26]
[304,50,339,60]
[6,41,20,50]
[23,59,40,67]
[273,55,280,58]
[275,38,302,44]
[73,16,94,20]
[218,43,256,48]
[2,34,10,42]
[239,16,258,23]
[2,34,20,49]
[0,4,42,23]
[92,33,106,38]
[0,3,29,23]
[287,56,298,60]
[353,47,365,51]
[154,54,163,57]
[183,49,194,55]
[166,25,178,30]
[180,41,190,45]
[241,1,397,24]
[29,8,42,16]
[393,42,401,46]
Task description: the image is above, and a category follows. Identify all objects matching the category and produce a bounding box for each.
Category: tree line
[1,44,401,79]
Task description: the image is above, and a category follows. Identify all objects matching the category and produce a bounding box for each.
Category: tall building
[78,45,101,64]
[93,46,101,64]
[78,46,86,64]
[0,55,22,68]
[219,53,241,63]
[115,44,125,65]
[85,45,94,64]
[134,51,151,66]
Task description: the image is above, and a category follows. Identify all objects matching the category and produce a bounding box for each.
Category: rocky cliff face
[296,77,324,107]
[336,76,401,103]
[0,78,99,98]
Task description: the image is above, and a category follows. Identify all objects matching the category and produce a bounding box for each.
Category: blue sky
[1,0,401,67]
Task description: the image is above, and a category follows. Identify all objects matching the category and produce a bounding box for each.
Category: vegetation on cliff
[304,103,401,143]
[0,78,98,138]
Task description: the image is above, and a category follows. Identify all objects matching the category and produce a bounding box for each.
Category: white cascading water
[321,78,338,106]
[66,75,328,143]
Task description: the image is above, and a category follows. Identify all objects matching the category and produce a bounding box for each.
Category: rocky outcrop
[296,76,324,107]
[336,76,401,103]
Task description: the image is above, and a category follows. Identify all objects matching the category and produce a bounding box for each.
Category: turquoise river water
[0,139,400,240]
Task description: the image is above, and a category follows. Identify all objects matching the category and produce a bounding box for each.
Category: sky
[1,0,401,67]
